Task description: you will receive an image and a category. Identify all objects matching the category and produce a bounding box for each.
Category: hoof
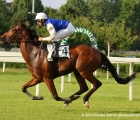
[32,95,44,100]
[63,103,69,108]
[84,101,89,108]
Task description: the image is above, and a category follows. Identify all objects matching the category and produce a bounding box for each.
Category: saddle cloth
[47,44,70,61]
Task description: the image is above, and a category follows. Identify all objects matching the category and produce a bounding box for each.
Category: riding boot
[52,41,59,58]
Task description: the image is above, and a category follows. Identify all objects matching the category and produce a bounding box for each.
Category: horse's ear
[19,21,26,28]
[19,21,22,27]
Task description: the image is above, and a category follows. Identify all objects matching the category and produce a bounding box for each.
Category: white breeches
[53,22,75,42]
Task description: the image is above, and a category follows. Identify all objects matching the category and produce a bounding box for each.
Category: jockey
[35,12,75,58]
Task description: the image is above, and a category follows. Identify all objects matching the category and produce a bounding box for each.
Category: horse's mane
[23,24,41,46]
[27,28,39,40]
[19,23,38,41]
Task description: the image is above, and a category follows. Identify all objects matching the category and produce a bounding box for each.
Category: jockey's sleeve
[43,23,56,41]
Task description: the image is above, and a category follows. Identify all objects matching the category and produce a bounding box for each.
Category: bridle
[5,26,36,43]
[5,27,24,43]
[1,24,43,48]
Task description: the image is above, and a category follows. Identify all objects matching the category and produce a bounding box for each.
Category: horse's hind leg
[22,77,43,100]
[64,70,89,107]
[81,72,102,108]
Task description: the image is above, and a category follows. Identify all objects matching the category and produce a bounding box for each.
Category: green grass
[0,68,140,120]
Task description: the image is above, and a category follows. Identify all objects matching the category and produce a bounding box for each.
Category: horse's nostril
[0,38,4,44]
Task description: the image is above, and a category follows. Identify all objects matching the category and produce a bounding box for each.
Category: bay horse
[0,23,136,108]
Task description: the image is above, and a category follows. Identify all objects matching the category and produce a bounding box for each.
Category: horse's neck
[20,42,32,52]
[20,42,48,59]
[20,42,40,60]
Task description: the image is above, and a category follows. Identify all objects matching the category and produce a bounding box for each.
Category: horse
[0,23,136,108]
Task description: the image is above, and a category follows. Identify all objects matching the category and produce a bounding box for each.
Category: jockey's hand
[38,37,43,41]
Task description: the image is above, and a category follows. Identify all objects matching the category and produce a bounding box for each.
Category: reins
[20,40,37,42]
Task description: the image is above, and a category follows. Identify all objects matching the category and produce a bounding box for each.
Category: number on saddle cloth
[58,45,70,58]
[47,44,70,61]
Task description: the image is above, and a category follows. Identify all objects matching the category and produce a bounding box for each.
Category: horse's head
[0,23,26,44]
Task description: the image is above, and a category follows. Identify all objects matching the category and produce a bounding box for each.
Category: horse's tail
[100,52,136,84]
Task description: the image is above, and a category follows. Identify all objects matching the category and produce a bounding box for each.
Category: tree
[10,0,44,28]
[0,0,11,34]
[87,0,122,23]
[91,20,133,55]
[131,37,140,50]
[59,0,90,19]
[44,7,59,18]
[127,0,140,35]
[117,0,138,29]
[1,0,138,52]
[0,0,13,50]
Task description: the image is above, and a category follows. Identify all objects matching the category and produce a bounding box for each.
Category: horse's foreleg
[22,77,43,100]
[81,73,102,108]
[64,70,89,107]
[44,78,71,103]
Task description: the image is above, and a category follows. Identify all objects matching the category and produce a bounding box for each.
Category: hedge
[0,62,27,69]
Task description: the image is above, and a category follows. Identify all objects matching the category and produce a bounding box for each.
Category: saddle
[46,44,70,78]
[47,44,70,61]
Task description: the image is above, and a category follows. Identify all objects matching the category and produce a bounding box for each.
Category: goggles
[37,20,41,23]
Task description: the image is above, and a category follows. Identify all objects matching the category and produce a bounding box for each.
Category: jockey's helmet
[35,12,48,20]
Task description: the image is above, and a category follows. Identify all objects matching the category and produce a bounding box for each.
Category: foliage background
[1,0,140,54]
